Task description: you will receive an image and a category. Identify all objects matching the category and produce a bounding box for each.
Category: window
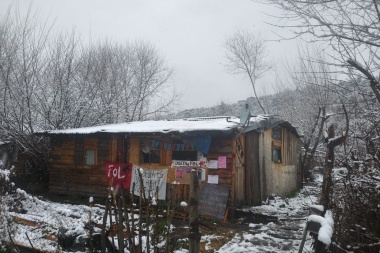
[140,139,161,164]
[172,151,197,161]
[273,127,282,140]
[272,147,282,163]
[85,149,96,165]
[171,140,197,161]
[272,127,282,163]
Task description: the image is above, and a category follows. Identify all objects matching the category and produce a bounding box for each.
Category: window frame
[172,150,198,161]
[84,149,96,165]
[272,127,283,163]
[272,146,282,163]
[171,139,198,161]
[272,127,282,140]
[139,139,162,165]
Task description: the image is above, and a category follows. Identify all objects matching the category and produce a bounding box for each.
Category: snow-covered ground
[2,176,322,252]
[215,180,321,253]
[4,188,104,251]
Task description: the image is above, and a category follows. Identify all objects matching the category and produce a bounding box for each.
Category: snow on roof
[37,116,248,135]
[35,115,298,137]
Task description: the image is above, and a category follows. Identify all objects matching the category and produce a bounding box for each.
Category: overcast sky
[0,0,297,110]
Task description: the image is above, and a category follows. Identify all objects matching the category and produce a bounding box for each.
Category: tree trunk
[320,143,334,209]
[320,115,348,209]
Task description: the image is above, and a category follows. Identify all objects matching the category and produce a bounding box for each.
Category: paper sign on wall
[176,167,192,178]
[218,156,227,169]
[176,168,184,178]
[172,160,207,167]
[172,167,192,184]
[207,175,219,184]
[208,160,218,169]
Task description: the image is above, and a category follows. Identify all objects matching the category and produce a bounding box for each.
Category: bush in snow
[328,109,380,252]
[330,162,380,252]
[0,167,16,251]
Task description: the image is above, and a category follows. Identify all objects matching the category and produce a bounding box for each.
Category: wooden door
[245,132,261,206]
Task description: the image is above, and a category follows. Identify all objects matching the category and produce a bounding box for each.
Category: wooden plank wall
[232,135,245,207]
[129,136,182,202]
[129,136,171,167]
[283,129,302,187]
[129,135,236,207]
[49,134,239,206]
[282,128,300,166]
[207,136,234,208]
[49,135,110,197]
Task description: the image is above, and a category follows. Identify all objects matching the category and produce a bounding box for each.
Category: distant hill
[171,91,295,120]
[171,79,377,139]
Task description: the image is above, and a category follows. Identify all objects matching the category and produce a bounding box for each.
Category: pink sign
[176,168,184,179]
[106,162,132,189]
[218,156,227,169]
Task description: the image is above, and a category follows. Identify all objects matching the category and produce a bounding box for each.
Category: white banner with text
[130,166,168,200]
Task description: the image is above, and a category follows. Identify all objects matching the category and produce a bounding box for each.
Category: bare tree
[35,31,81,130]
[261,1,380,249]
[0,5,179,192]
[224,30,272,114]
[265,0,380,105]
[82,40,178,124]
[128,41,176,121]
[320,105,349,209]
[272,45,337,180]
[0,5,51,134]
[0,5,52,179]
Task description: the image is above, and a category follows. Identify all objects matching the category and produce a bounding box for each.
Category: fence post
[188,169,200,253]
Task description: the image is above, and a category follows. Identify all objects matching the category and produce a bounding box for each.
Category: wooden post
[122,189,133,253]
[298,222,310,253]
[117,196,124,252]
[88,198,94,253]
[130,183,136,253]
[189,170,201,253]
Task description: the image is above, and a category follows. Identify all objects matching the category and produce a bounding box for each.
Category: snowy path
[216,182,321,253]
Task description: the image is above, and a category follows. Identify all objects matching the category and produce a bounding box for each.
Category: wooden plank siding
[129,135,237,208]
[46,125,300,208]
[244,125,301,206]
[49,134,111,197]
[48,132,240,206]
[207,136,235,208]
[245,132,261,206]
[232,135,245,207]
[267,126,301,197]
[282,128,299,166]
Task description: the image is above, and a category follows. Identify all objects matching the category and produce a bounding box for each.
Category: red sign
[106,162,132,189]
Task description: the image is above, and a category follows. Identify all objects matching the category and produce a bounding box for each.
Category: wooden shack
[36,116,301,209]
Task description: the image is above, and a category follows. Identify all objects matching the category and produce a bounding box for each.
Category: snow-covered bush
[0,167,15,251]
[331,161,380,252]
[329,106,380,252]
